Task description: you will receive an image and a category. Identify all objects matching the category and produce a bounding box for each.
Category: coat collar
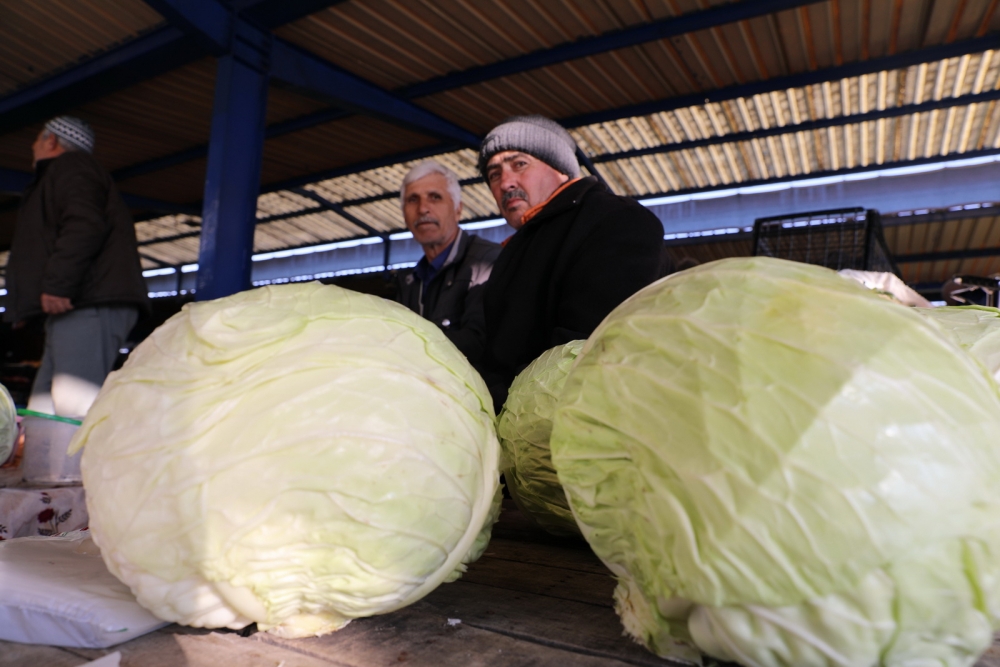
[519,176,601,228]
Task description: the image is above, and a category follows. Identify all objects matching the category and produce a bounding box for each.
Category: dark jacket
[480,177,664,411]
[397,229,501,363]
[5,151,150,324]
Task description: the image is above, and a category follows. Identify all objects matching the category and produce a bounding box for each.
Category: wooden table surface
[5,503,1000,667]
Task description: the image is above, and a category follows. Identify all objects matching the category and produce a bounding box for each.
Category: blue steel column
[196,24,271,301]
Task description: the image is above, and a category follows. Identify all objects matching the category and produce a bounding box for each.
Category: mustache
[501,188,529,207]
[414,215,439,225]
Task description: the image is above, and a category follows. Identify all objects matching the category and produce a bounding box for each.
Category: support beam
[269,40,480,147]
[241,38,1000,196]
[400,0,826,99]
[260,144,458,194]
[642,152,1000,236]
[291,188,384,237]
[896,247,1000,263]
[126,144,444,224]
[124,194,201,216]
[142,0,231,55]
[0,27,203,133]
[0,0,386,139]
[564,36,999,127]
[663,206,1000,247]
[663,231,752,247]
[882,204,1000,227]
[592,89,1000,163]
[138,252,171,268]
[104,30,996,186]
[576,147,608,189]
[237,0,351,29]
[0,167,198,214]
[113,104,358,182]
[147,0,480,146]
[295,176,481,211]
[0,168,31,194]
[196,37,272,300]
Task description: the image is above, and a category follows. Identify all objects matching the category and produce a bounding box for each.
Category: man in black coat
[478,115,664,412]
[396,161,500,363]
[5,116,150,417]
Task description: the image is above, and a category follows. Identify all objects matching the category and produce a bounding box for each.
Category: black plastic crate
[751,207,900,276]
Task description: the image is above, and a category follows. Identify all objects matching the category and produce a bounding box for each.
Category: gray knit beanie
[478,115,580,179]
[44,116,95,153]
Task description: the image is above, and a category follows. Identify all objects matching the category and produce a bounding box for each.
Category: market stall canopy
[0,0,997,288]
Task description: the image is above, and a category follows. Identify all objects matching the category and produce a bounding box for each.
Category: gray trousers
[29,305,138,418]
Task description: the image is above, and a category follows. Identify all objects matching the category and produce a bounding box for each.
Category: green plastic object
[16,409,83,426]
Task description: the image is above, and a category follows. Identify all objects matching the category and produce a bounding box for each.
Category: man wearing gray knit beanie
[476,115,665,412]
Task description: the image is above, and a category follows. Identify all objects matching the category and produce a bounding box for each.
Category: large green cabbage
[550,257,1000,666]
[917,305,1000,380]
[497,340,584,536]
[69,283,501,638]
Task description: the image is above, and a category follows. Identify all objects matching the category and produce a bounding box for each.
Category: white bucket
[21,416,82,486]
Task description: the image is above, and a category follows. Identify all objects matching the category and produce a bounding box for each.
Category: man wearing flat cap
[5,116,149,418]
[478,115,664,411]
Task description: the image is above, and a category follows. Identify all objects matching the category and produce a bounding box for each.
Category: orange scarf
[520,177,581,226]
[501,177,581,246]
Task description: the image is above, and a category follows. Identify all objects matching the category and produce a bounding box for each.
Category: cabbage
[497,340,584,536]
[916,305,1000,380]
[550,257,1000,666]
[69,283,502,638]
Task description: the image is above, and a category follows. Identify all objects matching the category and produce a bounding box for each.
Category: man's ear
[456,202,464,218]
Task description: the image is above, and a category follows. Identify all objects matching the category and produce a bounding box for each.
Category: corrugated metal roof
[0,0,163,97]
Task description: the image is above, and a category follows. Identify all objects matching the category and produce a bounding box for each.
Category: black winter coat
[479,177,664,411]
[5,152,150,323]
[396,229,501,363]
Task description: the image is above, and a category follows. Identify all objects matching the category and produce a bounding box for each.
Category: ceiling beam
[113,104,363,182]
[291,188,384,236]
[664,232,752,247]
[882,204,1000,227]
[311,176,481,210]
[896,247,1000,263]
[0,168,32,194]
[128,142,460,223]
[591,89,1000,163]
[147,0,480,147]
[563,35,1000,127]
[0,167,199,215]
[259,143,459,195]
[114,36,999,188]
[142,0,231,56]
[237,0,351,30]
[638,148,1000,204]
[0,0,378,136]
[269,40,480,147]
[0,27,203,133]
[662,205,1000,247]
[160,152,1000,249]
[400,0,826,99]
